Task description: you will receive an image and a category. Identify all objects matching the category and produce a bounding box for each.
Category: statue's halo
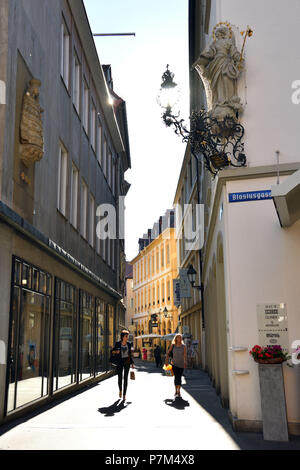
[212,22,233,40]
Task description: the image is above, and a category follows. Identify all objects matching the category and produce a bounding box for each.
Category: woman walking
[165,334,187,397]
[111,330,134,401]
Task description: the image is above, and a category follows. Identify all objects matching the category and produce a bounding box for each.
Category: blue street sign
[228,190,272,203]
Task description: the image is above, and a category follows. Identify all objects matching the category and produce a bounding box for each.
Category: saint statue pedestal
[258,364,289,441]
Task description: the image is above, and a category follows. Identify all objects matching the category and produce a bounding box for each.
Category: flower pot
[254,357,284,364]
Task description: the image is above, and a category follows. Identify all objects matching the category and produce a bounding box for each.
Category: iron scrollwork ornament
[162,106,246,177]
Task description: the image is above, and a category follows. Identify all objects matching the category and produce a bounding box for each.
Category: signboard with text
[179,268,191,298]
[173,279,181,307]
[257,303,288,351]
[229,190,272,203]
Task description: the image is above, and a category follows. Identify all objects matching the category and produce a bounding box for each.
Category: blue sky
[84,0,189,260]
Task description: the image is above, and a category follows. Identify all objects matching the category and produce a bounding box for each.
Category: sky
[83,0,189,261]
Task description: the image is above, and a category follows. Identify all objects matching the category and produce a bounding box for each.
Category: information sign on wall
[257,303,288,351]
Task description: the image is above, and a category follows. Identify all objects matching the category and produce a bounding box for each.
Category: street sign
[229,190,272,203]
[257,303,288,352]
[179,268,191,298]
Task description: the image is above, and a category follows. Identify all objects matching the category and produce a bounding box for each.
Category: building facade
[124,262,134,340]
[0,0,131,424]
[186,0,300,433]
[131,211,179,359]
[173,145,203,368]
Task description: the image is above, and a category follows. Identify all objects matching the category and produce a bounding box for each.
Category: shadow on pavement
[98,399,132,417]
[181,372,300,450]
[134,358,167,376]
[164,397,190,410]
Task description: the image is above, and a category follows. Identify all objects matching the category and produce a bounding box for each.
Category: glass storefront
[53,279,77,391]
[7,258,52,412]
[107,304,115,350]
[95,299,106,375]
[79,291,94,381]
[6,256,116,416]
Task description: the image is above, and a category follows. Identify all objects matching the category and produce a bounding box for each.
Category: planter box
[258,364,289,441]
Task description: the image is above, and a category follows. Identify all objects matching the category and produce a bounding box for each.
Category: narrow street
[0,360,299,451]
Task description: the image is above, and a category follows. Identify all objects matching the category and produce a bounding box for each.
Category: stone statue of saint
[19,78,44,167]
[196,25,243,121]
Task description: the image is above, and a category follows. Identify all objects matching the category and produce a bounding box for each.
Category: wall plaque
[257,303,288,351]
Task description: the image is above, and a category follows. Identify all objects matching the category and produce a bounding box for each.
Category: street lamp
[187,264,201,290]
[157,64,180,112]
[157,65,247,177]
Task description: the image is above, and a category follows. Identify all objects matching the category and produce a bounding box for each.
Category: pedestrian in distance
[111,329,134,401]
[154,344,162,368]
[165,334,187,398]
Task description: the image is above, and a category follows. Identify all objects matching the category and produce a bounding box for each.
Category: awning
[272,169,300,227]
[161,331,191,341]
[134,334,162,339]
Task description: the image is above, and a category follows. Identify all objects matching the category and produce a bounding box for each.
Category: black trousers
[155,356,161,367]
[117,358,130,396]
[173,365,184,386]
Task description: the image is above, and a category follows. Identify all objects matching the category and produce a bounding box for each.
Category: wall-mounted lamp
[157,65,247,177]
[187,264,201,290]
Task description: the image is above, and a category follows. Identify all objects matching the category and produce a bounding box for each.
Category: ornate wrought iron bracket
[162,107,247,177]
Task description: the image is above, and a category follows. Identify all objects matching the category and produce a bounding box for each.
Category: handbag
[163,364,174,376]
[130,370,135,380]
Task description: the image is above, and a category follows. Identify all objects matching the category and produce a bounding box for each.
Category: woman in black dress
[111,330,134,401]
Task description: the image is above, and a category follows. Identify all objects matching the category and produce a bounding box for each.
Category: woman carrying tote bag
[111,329,134,401]
[165,334,187,397]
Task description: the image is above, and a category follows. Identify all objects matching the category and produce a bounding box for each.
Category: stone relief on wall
[19,78,44,167]
[195,23,245,121]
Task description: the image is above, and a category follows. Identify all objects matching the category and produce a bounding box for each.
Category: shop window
[107,304,115,355]
[79,291,94,381]
[53,279,77,391]
[6,258,52,413]
[95,299,106,375]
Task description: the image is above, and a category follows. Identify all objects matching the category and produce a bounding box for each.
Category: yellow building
[130,211,179,360]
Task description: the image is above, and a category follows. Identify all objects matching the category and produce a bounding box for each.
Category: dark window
[79,291,94,381]
[53,278,77,391]
[6,257,52,413]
